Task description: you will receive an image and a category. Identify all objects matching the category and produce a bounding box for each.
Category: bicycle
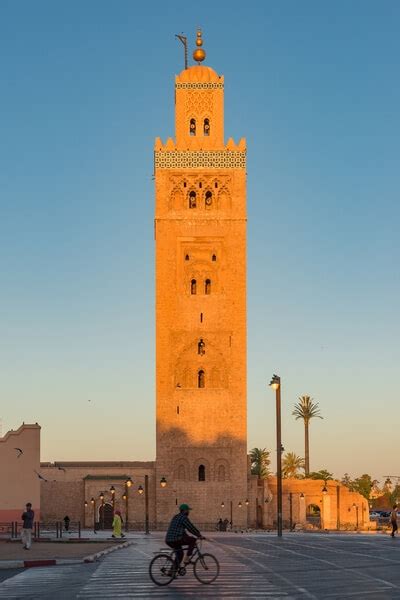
[149,538,220,586]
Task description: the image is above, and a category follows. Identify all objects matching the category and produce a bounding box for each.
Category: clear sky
[1,1,399,483]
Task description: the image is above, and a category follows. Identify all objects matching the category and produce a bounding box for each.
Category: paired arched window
[189,191,197,209]
[212,254,217,262]
[190,118,196,136]
[205,191,212,208]
[205,279,211,295]
[217,465,226,481]
[198,339,205,355]
[198,370,205,388]
[177,465,186,480]
[198,464,206,481]
[204,118,210,136]
[190,279,197,295]
[185,254,190,261]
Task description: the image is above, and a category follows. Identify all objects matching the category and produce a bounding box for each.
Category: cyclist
[165,503,204,570]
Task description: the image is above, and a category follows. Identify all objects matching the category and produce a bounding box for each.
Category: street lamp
[221,501,225,509]
[138,475,150,534]
[84,500,88,508]
[160,477,167,488]
[110,485,116,511]
[245,499,249,506]
[238,501,242,508]
[99,492,105,530]
[124,478,133,532]
[322,485,328,495]
[269,373,282,537]
[353,503,359,530]
[300,492,305,499]
[91,497,96,533]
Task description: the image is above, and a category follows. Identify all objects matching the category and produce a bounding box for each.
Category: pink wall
[0,424,41,522]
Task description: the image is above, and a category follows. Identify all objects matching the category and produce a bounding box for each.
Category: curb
[0,540,134,570]
[83,540,134,563]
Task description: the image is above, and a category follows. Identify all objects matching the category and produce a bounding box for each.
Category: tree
[250,448,271,479]
[308,469,334,481]
[292,396,323,476]
[282,452,305,479]
[341,473,354,490]
[352,474,379,500]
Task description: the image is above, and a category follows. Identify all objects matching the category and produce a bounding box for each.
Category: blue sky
[0,1,399,482]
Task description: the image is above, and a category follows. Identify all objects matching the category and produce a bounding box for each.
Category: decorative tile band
[155,150,246,170]
[176,83,224,90]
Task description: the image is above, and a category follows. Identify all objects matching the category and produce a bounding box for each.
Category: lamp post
[289,493,293,530]
[270,374,282,537]
[321,484,328,530]
[110,485,116,512]
[91,497,96,533]
[138,474,150,534]
[230,500,233,529]
[123,478,132,532]
[353,503,359,530]
[99,492,105,530]
[336,484,341,530]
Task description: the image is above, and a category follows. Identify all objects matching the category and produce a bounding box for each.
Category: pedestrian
[112,510,124,538]
[217,518,223,531]
[63,515,70,532]
[21,502,34,550]
[390,504,398,538]
[223,518,229,531]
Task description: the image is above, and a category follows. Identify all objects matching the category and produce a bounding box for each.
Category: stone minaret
[154,31,248,526]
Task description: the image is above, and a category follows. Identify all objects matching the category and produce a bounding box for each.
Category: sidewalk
[0,538,133,569]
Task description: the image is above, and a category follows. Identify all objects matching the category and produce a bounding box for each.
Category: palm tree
[250,448,271,479]
[282,452,305,478]
[292,396,323,476]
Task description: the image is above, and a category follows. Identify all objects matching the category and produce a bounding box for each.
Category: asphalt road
[1,532,400,599]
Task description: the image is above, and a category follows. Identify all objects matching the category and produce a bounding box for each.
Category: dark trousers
[166,534,196,568]
[391,521,398,537]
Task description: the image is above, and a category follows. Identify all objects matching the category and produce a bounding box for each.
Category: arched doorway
[99,503,114,529]
[306,504,321,529]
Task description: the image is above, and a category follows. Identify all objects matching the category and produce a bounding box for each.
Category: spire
[193,29,206,64]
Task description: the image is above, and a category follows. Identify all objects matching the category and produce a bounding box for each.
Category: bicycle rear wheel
[149,554,176,586]
[193,552,220,584]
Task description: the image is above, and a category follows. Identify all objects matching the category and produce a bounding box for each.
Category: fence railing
[7,521,82,539]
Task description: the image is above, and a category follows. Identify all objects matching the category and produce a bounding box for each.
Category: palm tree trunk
[305,420,310,476]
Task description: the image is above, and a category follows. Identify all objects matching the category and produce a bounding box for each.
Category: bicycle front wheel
[149,554,176,586]
[194,552,220,584]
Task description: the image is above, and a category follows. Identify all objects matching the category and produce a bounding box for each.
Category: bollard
[78,521,81,539]
[56,521,59,538]
[60,521,63,538]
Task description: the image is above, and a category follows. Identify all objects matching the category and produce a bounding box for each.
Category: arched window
[204,118,210,136]
[212,254,217,261]
[185,254,189,261]
[198,464,206,481]
[205,279,211,295]
[178,465,186,480]
[190,118,196,136]
[198,369,205,388]
[218,465,226,481]
[189,191,197,209]
[198,339,205,355]
[205,191,212,208]
[191,279,197,295]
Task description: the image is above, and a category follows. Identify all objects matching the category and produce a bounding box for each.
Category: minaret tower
[154,31,247,525]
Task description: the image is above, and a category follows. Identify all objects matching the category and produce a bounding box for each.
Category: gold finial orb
[193,29,206,63]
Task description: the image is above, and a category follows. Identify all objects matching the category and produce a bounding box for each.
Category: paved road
[1,533,400,599]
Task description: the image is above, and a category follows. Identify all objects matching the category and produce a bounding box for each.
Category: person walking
[112,510,124,538]
[21,502,34,550]
[63,515,70,532]
[390,504,398,538]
